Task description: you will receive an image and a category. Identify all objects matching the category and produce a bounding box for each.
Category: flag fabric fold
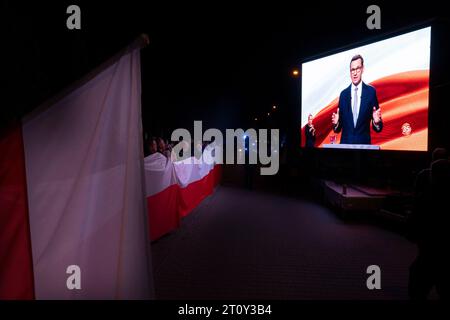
[1,45,154,299]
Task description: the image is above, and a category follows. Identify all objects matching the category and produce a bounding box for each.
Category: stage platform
[322,180,412,217]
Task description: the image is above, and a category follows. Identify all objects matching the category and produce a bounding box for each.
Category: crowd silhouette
[408,148,450,300]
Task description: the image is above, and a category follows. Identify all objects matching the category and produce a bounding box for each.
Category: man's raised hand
[372,106,381,124]
[332,108,339,125]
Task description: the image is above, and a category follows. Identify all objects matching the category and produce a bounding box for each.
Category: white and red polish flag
[0,41,154,299]
[144,145,222,241]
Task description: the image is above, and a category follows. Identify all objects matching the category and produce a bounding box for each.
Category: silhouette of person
[408,148,450,300]
[305,114,316,148]
[148,137,158,155]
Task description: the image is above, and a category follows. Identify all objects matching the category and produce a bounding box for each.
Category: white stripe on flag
[22,48,153,299]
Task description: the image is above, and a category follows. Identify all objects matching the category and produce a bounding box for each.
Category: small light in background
[292,69,300,77]
[272,105,277,110]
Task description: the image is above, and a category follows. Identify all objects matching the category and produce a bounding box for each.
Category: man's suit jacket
[333,82,382,144]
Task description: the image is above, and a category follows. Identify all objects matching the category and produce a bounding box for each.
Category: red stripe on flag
[147,184,180,241]
[178,165,217,218]
[0,125,35,299]
[147,164,222,241]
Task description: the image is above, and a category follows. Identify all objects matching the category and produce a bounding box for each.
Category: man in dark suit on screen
[331,54,383,144]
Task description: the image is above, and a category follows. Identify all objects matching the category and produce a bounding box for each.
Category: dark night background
[2,1,450,305]
[2,1,450,187]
